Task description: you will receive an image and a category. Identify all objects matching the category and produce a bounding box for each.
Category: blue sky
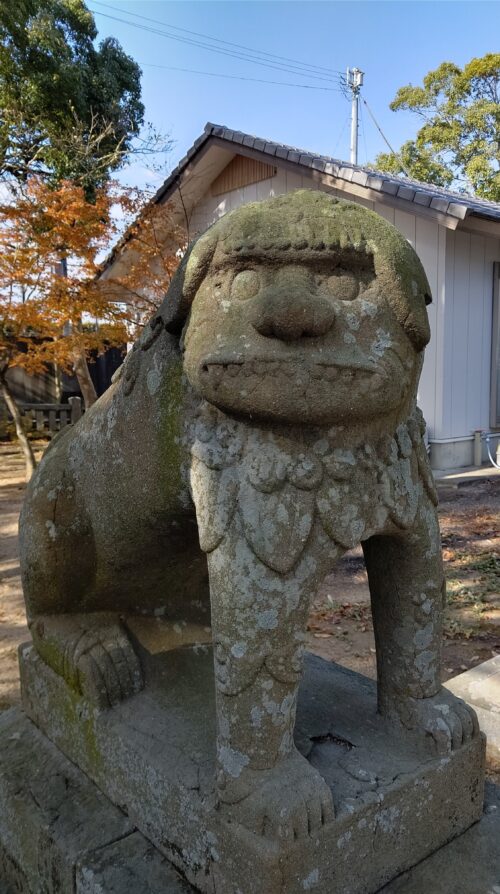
[87,0,500,186]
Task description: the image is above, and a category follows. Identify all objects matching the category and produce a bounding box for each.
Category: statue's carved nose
[251,279,336,343]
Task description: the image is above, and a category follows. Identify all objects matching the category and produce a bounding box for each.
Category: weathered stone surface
[381,781,500,893]
[0,707,133,893]
[446,656,500,768]
[76,832,193,893]
[0,704,497,893]
[0,837,29,894]
[17,190,485,890]
[20,643,485,894]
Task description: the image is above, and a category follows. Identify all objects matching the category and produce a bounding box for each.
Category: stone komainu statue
[19,190,478,840]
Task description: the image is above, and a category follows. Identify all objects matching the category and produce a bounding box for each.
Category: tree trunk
[72,348,98,409]
[0,374,36,480]
[56,258,98,410]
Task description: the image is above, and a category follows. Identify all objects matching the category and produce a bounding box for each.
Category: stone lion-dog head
[162,189,432,429]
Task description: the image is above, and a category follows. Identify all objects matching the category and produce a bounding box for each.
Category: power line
[362,97,410,175]
[140,62,343,92]
[359,100,369,166]
[91,0,344,79]
[88,5,343,85]
[331,114,351,159]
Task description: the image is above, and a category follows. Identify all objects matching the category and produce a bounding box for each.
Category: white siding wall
[188,175,497,445]
[190,169,305,234]
[371,204,446,437]
[440,229,500,439]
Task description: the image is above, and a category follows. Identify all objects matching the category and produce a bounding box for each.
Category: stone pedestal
[0,708,191,894]
[12,633,485,894]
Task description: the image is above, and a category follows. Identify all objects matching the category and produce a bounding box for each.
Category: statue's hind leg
[30,612,143,709]
[362,494,479,754]
[22,497,144,709]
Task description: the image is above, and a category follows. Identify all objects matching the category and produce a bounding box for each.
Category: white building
[102,123,500,470]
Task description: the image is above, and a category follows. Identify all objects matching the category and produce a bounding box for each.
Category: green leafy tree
[0,0,145,190]
[374,54,500,200]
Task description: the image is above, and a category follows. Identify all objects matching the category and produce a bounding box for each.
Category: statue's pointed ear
[160,230,218,335]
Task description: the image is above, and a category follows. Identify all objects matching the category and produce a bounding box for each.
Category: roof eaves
[202,123,500,222]
[446,202,470,220]
[379,180,399,197]
[396,185,416,201]
[101,123,500,274]
[413,191,432,208]
[351,170,369,188]
[430,196,451,214]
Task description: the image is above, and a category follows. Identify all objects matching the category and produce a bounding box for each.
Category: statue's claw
[74,624,143,708]
[31,613,143,709]
[219,750,334,841]
[386,689,479,755]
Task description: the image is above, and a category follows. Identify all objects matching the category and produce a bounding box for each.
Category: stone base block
[0,708,191,893]
[19,640,485,894]
[381,781,500,893]
[1,706,498,894]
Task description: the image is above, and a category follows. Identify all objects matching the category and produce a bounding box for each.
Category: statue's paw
[73,622,143,709]
[392,690,479,755]
[221,751,334,841]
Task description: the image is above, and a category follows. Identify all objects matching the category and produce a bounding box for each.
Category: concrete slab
[19,641,485,894]
[433,464,500,485]
[446,656,500,769]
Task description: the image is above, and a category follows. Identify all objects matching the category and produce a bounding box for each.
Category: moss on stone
[158,356,185,508]
[162,189,431,352]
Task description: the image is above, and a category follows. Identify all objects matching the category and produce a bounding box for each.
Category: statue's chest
[188,410,433,576]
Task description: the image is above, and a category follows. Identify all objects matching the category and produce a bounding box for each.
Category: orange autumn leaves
[0,177,183,376]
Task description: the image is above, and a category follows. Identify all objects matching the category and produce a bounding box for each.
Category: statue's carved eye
[320,270,360,302]
[230,270,260,301]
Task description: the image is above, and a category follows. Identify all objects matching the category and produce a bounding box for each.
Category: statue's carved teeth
[210,365,223,384]
[227,364,241,377]
[341,369,355,381]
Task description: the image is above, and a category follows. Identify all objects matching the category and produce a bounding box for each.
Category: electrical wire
[359,100,369,167]
[362,97,409,175]
[91,0,344,79]
[88,5,344,85]
[140,62,343,92]
[331,114,351,159]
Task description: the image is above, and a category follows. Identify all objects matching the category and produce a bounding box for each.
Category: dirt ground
[309,476,500,680]
[0,442,499,712]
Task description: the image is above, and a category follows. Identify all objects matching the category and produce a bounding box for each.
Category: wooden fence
[19,397,83,436]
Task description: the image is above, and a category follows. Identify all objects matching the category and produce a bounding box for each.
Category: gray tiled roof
[100,122,500,275]
[155,121,500,224]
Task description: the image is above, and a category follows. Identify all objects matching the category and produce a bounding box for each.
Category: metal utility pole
[346,67,364,165]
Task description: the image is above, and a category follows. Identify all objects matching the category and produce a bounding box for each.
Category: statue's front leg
[363,496,478,754]
[207,527,334,841]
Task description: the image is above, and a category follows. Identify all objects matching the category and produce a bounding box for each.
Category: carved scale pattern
[190,404,437,574]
